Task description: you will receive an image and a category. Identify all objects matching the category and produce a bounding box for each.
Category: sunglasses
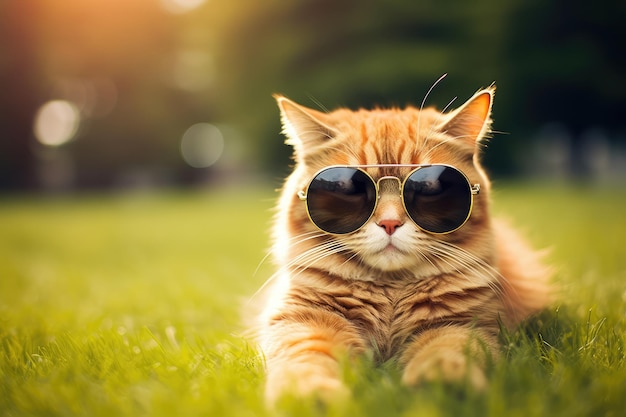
[297,164,480,235]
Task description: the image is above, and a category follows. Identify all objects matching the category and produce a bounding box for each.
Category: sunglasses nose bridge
[376,176,403,196]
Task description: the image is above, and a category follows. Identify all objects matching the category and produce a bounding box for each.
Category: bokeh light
[172,50,214,91]
[180,123,224,168]
[160,0,206,14]
[33,100,81,147]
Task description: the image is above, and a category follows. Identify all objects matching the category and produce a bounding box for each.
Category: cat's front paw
[401,350,487,390]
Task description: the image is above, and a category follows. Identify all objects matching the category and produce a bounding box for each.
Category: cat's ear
[438,86,494,146]
[274,95,338,155]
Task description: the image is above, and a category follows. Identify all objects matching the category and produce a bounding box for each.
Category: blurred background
[1,0,624,193]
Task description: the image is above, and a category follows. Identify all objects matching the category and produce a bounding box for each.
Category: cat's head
[274,87,496,280]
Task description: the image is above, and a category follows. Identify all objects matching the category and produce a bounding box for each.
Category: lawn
[0,183,624,417]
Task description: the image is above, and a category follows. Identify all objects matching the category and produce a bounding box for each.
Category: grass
[0,183,625,417]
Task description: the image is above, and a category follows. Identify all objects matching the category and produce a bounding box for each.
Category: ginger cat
[257,86,550,404]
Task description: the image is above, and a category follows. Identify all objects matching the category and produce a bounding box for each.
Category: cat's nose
[378,219,403,235]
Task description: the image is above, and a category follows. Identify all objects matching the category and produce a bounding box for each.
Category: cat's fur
[256,87,550,404]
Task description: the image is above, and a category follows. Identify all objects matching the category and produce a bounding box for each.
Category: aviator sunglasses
[297,164,480,235]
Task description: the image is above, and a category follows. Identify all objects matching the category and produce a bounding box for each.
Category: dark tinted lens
[306,168,377,234]
[402,166,472,233]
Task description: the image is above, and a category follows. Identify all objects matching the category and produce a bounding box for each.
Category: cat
[256,85,551,404]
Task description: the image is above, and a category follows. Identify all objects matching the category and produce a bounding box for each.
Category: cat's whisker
[253,250,274,278]
[411,243,440,272]
[428,256,507,310]
[285,229,325,239]
[338,249,363,269]
[417,73,448,142]
[440,96,458,114]
[248,232,336,302]
[307,95,330,113]
[285,245,350,281]
[294,128,335,141]
[254,231,327,277]
[285,231,330,247]
[428,249,465,275]
[246,272,279,306]
[421,133,474,161]
[293,246,345,270]
[427,242,490,277]
[429,242,497,282]
[436,240,502,279]
[249,243,343,303]
[428,240,511,303]
[282,239,346,270]
[421,96,457,152]
[285,243,337,268]
[325,144,364,165]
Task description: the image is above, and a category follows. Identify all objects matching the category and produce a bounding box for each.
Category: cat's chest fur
[283,270,498,361]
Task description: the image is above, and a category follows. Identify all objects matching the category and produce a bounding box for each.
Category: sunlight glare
[160,0,206,14]
[180,123,224,168]
[33,100,81,147]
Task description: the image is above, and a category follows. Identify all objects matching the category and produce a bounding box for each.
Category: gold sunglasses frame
[297,164,481,235]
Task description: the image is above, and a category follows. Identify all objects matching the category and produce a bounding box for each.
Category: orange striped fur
[257,87,551,404]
